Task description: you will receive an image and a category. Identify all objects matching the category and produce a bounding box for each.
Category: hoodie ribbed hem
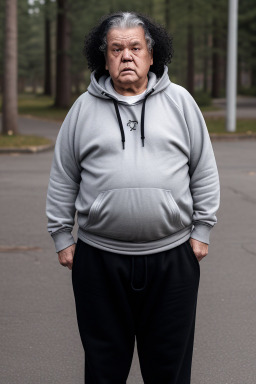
[51,230,75,253]
[190,223,212,244]
[77,226,192,255]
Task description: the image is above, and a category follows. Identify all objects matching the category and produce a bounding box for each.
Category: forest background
[0,0,255,135]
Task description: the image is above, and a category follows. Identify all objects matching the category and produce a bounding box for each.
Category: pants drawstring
[130,256,148,291]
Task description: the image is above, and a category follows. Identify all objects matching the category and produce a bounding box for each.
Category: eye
[113,48,121,52]
[133,47,139,51]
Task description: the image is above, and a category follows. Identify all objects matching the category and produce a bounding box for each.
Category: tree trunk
[2,0,18,135]
[0,75,3,93]
[203,31,209,93]
[211,5,223,99]
[186,0,194,95]
[55,0,71,108]
[44,0,52,96]
[211,32,221,98]
[251,50,256,87]
[252,66,256,87]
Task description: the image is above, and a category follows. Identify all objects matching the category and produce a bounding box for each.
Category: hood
[87,66,171,149]
[87,65,171,102]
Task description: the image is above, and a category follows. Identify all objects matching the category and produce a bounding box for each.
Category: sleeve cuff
[190,223,212,244]
[51,230,75,253]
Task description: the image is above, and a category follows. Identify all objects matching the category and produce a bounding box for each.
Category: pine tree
[55,0,71,107]
[2,0,18,135]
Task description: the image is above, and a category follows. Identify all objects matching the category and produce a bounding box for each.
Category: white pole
[226,0,239,132]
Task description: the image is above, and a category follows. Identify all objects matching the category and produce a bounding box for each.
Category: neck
[112,78,148,96]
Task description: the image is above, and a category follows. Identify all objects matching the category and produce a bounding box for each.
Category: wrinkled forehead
[106,26,146,46]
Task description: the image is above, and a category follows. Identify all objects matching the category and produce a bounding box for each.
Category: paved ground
[1,111,256,383]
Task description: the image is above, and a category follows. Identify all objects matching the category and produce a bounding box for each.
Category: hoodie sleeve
[46,98,82,253]
[182,90,220,244]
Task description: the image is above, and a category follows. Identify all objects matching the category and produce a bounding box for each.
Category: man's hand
[58,243,76,270]
[189,238,208,262]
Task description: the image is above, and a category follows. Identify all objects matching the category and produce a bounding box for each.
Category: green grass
[0,134,52,148]
[17,94,76,121]
[200,105,221,112]
[205,117,256,134]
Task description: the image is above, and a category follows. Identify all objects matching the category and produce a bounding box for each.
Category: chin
[119,80,137,86]
[119,75,138,83]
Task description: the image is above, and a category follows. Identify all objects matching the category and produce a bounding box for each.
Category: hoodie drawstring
[111,89,155,149]
[140,89,154,147]
[113,99,126,150]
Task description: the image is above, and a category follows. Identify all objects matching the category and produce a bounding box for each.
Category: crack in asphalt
[241,244,256,257]
[228,187,256,205]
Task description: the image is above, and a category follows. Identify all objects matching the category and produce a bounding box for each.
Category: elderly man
[46,11,220,384]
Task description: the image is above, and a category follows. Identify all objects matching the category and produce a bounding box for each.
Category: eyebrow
[109,40,142,47]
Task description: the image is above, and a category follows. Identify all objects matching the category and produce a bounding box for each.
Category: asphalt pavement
[1,111,256,383]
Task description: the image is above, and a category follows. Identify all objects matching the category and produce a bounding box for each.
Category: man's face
[105,27,153,95]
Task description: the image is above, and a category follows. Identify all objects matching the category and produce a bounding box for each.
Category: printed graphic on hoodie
[127,120,138,131]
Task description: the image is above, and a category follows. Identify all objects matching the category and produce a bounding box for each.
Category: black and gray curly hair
[83,12,173,79]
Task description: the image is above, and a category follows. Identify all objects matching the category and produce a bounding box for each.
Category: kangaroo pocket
[83,188,185,242]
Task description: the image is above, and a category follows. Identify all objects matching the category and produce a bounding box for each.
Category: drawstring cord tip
[122,141,125,150]
[141,138,145,147]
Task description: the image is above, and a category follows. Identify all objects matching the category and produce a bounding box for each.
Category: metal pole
[226,0,239,132]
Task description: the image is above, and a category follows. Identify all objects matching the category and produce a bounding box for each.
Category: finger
[62,259,73,269]
[58,256,68,267]
[58,257,66,266]
[60,260,68,267]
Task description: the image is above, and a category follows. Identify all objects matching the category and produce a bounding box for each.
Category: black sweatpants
[72,238,200,384]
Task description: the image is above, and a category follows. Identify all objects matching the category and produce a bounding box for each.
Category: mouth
[121,68,134,73]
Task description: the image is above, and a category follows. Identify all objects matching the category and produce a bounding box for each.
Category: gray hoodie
[46,66,220,255]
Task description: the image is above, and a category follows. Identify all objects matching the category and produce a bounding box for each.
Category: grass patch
[0,134,52,148]
[17,94,74,122]
[205,117,256,134]
[200,105,221,112]
[0,94,78,122]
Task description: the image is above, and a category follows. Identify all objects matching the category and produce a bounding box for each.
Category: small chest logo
[127,120,138,131]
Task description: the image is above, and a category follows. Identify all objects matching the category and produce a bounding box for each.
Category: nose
[122,48,133,62]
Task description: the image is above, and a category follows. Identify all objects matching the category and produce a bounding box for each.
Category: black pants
[72,239,200,384]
